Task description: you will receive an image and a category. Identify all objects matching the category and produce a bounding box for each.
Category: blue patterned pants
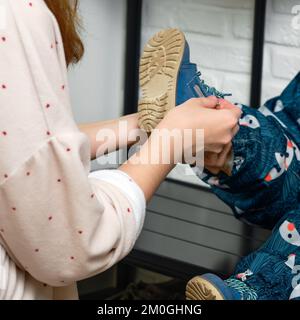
[196,73,300,299]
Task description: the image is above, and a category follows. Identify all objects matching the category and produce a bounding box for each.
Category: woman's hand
[203,98,241,175]
[158,96,241,155]
[120,97,241,201]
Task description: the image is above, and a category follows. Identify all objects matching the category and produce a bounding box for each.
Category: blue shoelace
[225,278,258,300]
[196,71,232,99]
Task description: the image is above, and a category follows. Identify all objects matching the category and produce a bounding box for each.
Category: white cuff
[88,169,146,237]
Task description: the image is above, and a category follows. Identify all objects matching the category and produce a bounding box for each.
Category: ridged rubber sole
[138,28,185,132]
[186,276,225,300]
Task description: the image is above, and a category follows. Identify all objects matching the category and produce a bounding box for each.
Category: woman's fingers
[161,97,241,163]
[232,125,240,137]
[201,96,219,108]
[228,105,242,120]
[194,96,219,108]
[218,99,242,119]
[217,99,237,110]
[217,143,233,175]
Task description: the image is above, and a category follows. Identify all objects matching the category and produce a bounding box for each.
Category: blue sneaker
[138,28,231,132]
[186,273,258,300]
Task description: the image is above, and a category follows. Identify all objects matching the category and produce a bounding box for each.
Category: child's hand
[158,96,241,159]
[205,143,233,175]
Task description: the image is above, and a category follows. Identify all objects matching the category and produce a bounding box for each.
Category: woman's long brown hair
[44,0,84,66]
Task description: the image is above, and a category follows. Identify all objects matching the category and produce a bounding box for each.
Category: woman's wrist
[79,113,141,160]
[155,110,186,163]
[120,128,176,201]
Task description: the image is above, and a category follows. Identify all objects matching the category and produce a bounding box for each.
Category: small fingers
[205,143,232,168]
[204,152,219,167]
[205,165,221,175]
[205,144,233,175]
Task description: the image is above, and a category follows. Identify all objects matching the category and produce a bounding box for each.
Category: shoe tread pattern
[186,277,224,301]
[138,29,185,132]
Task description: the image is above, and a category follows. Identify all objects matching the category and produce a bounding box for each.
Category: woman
[0,0,240,299]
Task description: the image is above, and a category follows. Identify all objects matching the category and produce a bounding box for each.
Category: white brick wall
[263,0,300,102]
[141,0,300,105]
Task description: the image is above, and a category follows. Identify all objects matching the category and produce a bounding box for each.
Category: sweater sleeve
[0,0,145,286]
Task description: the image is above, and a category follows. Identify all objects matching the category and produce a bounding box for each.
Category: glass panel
[69,0,126,123]
[68,0,127,171]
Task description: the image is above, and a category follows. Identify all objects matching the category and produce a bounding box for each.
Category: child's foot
[186,273,258,300]
[138,28,231,132]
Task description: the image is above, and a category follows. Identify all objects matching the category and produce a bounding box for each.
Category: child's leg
[264,72,300,147]
[231,209,300,300]
[195,72,300,229]
[187,209,300,300]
